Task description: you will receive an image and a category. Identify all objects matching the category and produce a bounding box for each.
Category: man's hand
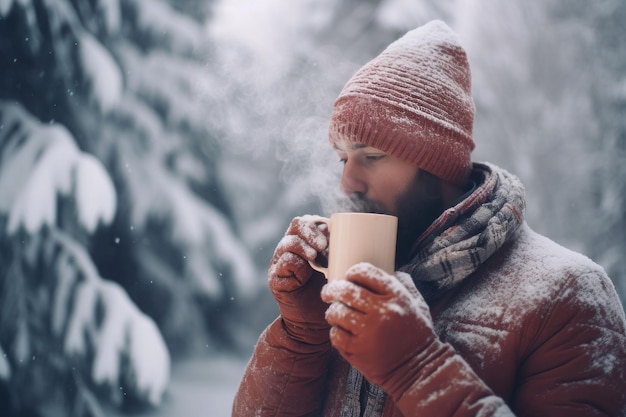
[268,215,330,344]
[321,263,437,395]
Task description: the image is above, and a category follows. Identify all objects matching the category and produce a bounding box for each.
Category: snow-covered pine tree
[0,0,256,414]
[0,102,169,414]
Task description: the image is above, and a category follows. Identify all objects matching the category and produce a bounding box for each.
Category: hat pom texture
[329,20,475,186]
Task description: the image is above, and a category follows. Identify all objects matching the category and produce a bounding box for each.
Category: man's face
[335,143,445,264]
[336,144,419,214]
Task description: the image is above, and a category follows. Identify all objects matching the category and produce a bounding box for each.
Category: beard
[340,170,446,267]
[393,172,446,266]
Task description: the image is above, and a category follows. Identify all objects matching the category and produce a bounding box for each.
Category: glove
[321,263,438,398]
[268,215,331,345]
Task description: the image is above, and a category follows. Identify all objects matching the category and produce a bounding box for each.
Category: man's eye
[365,154,385,161]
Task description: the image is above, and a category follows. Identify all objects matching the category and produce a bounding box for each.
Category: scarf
[403,162,525,300]
[340,162,526,417]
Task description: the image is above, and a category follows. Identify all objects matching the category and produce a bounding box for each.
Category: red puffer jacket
[234,224,626,416]
[233,165,626,417]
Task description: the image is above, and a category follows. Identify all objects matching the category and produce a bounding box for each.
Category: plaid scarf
[402,162,525,300]
[340,162,525,416]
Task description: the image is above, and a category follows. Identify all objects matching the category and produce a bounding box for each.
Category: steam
[201,0,363,217]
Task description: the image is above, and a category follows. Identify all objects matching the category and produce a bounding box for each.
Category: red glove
[321,263,437,398]
[268,215,330,345]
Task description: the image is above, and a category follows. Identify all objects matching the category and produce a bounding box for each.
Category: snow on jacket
[233,163,626,417]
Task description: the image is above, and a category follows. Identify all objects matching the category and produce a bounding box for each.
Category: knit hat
[328,20,475,186]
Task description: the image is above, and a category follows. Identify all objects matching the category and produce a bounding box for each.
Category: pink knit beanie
[328,20,475,186]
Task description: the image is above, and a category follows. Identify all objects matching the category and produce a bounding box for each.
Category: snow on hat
[328,20,475,186]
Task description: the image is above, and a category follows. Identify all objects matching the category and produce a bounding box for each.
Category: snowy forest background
[0,0,624,416]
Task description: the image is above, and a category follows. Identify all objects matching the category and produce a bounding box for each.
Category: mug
[308,212,397,281]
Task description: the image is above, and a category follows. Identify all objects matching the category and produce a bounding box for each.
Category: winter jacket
[233,163,626,417]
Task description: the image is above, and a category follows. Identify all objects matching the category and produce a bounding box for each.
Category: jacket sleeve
[232,317,332,416]
[390,340,515,416]
[391,268,626,417]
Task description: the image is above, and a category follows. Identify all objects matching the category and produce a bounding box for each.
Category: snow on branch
[0,344,10,380]
[127,0,204,55]
[125,161,256,298]
[49,229,170,406]
[77,0,121,34]
[4,0,123,112]
[0,0,16,17]
[78,32,123,111]
[0,102,116,235]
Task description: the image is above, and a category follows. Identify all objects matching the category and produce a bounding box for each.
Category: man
[232,20,626,417]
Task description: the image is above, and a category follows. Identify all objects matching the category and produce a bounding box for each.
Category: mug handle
[308,216,330,278]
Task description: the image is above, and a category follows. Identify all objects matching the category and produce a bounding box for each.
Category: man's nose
[340,159,367,195]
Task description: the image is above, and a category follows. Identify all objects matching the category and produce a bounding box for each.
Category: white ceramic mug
[308,212,397,281]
